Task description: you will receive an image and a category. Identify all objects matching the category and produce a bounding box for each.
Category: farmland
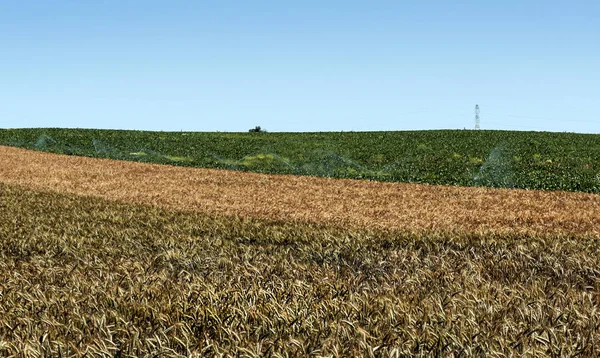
[1,183,600,356]
[1,128,599,193]
[1,131,599,356]
[1,146,598,237]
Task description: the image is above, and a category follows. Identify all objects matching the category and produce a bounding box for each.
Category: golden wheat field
[1,146,600,356]
[1,146,599,238]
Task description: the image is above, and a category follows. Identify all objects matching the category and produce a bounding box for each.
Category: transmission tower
[475,104,480,130]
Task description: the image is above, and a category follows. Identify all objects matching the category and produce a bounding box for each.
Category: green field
[1,128,599,193]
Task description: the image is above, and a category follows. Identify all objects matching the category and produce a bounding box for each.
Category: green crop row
[1,128,599,193]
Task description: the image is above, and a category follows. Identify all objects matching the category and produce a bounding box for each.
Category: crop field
[1,128,599,193]
[0,186,599,355]
[0,145,599,356]
[1,146,599,238]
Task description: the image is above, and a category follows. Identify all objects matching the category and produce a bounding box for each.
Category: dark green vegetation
[1,183,599,356]
[1,128,599,193]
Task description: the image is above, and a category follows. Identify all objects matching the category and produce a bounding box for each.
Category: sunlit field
[0,130,599,356]
[1,183,599,356]
[1,128,599,193]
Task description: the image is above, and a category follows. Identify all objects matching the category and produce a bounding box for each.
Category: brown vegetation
[1,184,599,356]
[0,146,598,238]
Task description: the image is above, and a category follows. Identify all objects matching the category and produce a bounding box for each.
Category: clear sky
[1,1,598,133]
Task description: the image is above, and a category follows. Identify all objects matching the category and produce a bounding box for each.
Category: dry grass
[1,146,599,356]
[1,183,599,356]
[0,146,599,238]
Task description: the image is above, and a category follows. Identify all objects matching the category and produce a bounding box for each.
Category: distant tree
[249,126,266,133]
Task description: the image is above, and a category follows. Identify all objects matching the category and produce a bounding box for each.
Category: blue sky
[1,1,598,133]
